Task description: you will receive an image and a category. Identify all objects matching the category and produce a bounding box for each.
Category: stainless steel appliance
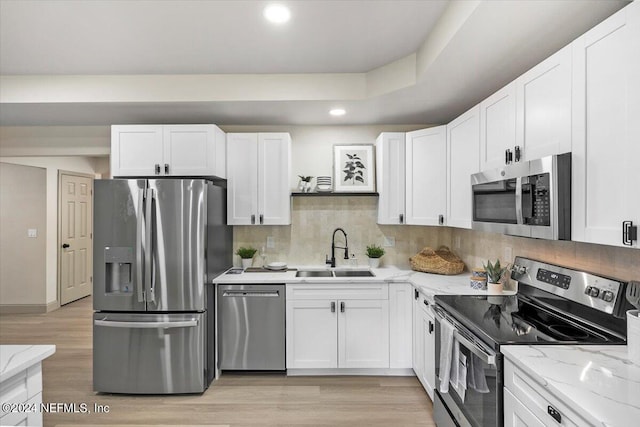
[218,284,286,370]
[93,178,232,394]
[471,153,571,240]
[433,257,630,427]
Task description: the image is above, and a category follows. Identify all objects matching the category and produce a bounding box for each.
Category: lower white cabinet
[0,362,44,426]
[286,284,389,370]
[504,359,585,427]
[389,283,413,369]
[412,288,436,400]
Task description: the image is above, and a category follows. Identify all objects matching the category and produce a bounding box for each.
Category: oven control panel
[512,256,623,315]
[536,268,571,289]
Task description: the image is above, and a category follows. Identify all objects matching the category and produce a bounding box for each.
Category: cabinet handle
[164,163,169,174]
[547,405,562,423]
[414,289,419,300]
[429,320,434,334]
[505,149,514,165]
[155,164,161,175]
[423,299,429,307]
[623,221,637,246]
[331,302,336,313]
[399,213,404,224]
[438,214,444,225]
[251,214,255,225]
[260,214,264,225]
[514,145,521,162]
[340,301,345,313]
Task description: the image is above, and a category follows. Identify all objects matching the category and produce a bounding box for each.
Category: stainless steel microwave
[471,153,571,240]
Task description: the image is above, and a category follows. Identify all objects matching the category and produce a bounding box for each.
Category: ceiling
[0,0,629,127]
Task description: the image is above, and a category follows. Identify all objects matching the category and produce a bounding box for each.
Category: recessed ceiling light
[329,108,346,116]
[264,4,291,24]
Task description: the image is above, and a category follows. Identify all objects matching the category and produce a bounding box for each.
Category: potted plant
[236,247,257,269]
[483,259,509,294]
[365,244,385,268]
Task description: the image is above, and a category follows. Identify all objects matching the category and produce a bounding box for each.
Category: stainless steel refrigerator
[92,178,231,394]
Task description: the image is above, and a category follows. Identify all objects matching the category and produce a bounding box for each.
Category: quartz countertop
[501,345,640,427]
[0,345,56,382]
[212,266,507,299]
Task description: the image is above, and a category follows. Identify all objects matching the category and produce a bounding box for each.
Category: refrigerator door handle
[95,319,198,329]
[136,189,145,303]
[145,188,155,304]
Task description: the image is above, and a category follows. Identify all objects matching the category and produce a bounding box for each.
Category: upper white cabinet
[447,105,481,229]
[376,132,406,225]
[479,83,517,170]
[227,132,291,226]
[571,1,640,248]
[111,125,226,177]
[406,126,447,226]
[515,45,572,162]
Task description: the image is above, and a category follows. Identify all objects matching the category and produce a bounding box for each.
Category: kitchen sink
[295,270,334,278]
[333,270,375,277]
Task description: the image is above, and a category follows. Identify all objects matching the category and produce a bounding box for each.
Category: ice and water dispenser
[104,247,134,293]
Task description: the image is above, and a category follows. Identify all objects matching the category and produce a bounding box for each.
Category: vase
[241,258,253,269]
[487,282,503,294]
[368,258,381,268]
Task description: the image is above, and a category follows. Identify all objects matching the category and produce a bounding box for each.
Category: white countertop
[0,345,56,382]
[212,266,514,299]
[501,345,640,427]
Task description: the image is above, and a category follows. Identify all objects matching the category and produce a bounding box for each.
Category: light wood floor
[0,297,434,427]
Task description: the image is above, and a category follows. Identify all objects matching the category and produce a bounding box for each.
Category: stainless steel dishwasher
[218,284,285,370]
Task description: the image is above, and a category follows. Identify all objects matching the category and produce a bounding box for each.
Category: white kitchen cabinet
[479,82,517,170]
[515,45,572,162]
[226,132,291,225]
[405,126,447,226]
[286,283,389,370]
[412,288,435,400]
[111,124,226,177]
[286,299,338,369]
[389,283,413,369]
[338,299,389,368]
[376,132,406,225]
[447,105,480,229]
[571,1,640,248]
[504,359,585,427]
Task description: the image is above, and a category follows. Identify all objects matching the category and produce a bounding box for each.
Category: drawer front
[504,360,585,427]
[286,283,388,300]
[504,388,545,427]
[0,393,42,426]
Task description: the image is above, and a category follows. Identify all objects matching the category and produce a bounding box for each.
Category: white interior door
[59,172,93,305]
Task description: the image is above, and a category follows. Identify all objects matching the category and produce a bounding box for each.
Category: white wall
[0,156,101,305]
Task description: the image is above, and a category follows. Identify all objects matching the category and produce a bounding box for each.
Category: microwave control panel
[523,173,550,226]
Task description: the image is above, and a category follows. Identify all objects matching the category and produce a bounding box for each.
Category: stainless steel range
[433,257,631,427]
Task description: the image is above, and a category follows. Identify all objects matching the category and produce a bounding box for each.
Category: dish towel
[468,353,490,393]
[438,318,456,393]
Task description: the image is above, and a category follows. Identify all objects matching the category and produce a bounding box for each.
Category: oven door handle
[435,312,497,366]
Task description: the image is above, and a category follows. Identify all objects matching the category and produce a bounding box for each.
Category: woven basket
[409,246,465,275]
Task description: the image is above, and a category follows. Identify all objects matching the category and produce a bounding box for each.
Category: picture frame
[333,144,376,192]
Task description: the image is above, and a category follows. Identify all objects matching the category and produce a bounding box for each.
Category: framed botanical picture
[333,144,376,192]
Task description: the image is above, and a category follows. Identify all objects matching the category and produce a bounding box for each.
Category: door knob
[62,243,70,249]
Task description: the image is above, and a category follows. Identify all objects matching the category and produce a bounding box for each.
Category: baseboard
[0,304,49,314]
[286,368,415,376]
[46,300,60,312]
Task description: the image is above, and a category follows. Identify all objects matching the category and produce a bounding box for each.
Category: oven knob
[601,291,615,302]
[588,287,600,298]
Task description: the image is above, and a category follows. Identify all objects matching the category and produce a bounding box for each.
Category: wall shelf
[291,192,379,197]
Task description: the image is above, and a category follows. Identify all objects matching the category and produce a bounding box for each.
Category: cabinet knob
[260,214,264,225]
[399,213,404,224]
[438,214,444,225]
[164,164,169,174]
[155,164,161,175]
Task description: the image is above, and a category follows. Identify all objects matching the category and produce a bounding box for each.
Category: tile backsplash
[233,197,640,282]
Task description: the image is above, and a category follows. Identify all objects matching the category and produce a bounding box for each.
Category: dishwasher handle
[222,290,280,297]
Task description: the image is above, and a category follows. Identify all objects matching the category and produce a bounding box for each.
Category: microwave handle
[515,177,523,225]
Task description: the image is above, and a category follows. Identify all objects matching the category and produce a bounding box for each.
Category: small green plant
[236,247,257,259]
[366,244,385,258]
[298,175,313,182]
[483,259,509,283]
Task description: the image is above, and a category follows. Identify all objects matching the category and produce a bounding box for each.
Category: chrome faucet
[326,228,349,268]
